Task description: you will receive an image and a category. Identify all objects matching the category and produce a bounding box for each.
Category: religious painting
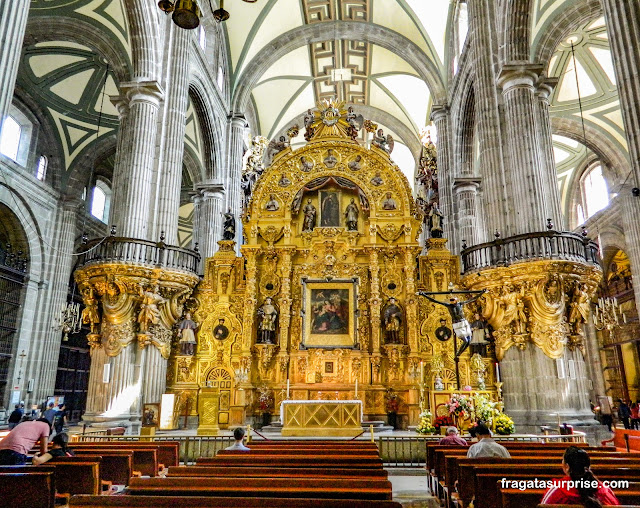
[142,403,160,427]
[319,191,341,227]
[325,362,334,374]
[302,280,357,348]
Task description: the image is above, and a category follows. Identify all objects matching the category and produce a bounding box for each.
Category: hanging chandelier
[158,0,258,27]
[55,301,82,341]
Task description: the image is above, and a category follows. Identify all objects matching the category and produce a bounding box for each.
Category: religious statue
[222,208,235,240]
[435,318,453,342]
[257,297,278,344]
[429,204,444,238]
[137,284,164,333]
[265,194,280,211]
[370,172,383,186]
[177,312,198,355]
[304,108,315,141]
[372,128,394,154]
[213,318,229,341]
[299,156,314,172]
[344,198,359,231]
[266,136,289,161]
[323,149,338,168]
[568,282,590,334]
[417,290,486,357]
[321,193,339,226]
[81,288,100,334]
[383,297,403,344]
[302,199,317,232]
[348,155,362,171]
[500,285,527,334]
[240,171,257,209]
[469,313,489,356]
[434,376,445,391]
[346,106,364,140]
[278,173,291,187]
[382,192,397,210]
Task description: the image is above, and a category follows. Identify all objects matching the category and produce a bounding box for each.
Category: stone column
[108,96,130,229]
[497,64,549,234]
[24,199,80,405]
[0,1,29,130]
[110,81,164,239]
[534,77,564,229]
[430,106,457,248]
[155,26,191,243]
[226,115,247,247]
[453,179,482,248]
[583,320,607,401]
[194,183,225,260]
[600,0,640,315]
[467,0,511,237]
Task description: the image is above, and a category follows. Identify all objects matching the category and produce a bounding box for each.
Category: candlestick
[495,362,501,383]
[420,360,424,381]
[286,379,290,399]
[355,379,358,398]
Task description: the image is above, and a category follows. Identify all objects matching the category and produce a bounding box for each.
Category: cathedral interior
[1,0,639,435]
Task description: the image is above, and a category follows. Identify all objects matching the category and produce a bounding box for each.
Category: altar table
[280,400,363,437]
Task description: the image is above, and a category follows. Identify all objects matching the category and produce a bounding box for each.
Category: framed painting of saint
[302,279,357,348]
[319,191,341,227]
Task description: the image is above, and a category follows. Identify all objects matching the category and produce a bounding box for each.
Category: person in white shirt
[225,427,250,451]
[467,422,511,458]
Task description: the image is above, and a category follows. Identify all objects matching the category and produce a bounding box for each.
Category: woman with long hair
[541,446,619,507]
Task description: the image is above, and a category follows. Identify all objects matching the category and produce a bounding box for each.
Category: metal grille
[0,270,27,397]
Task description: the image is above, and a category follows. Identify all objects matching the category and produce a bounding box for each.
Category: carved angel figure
[137,284,163,333]
[81,288,100,334]
[568,283,590,333]
[372,128,394,154]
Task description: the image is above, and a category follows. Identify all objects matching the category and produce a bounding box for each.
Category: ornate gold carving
[381,344,410,381]
[258,226,285,246]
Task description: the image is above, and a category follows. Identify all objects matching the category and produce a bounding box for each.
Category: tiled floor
[388,469,440,507]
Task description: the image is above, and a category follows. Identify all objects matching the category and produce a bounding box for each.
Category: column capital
[497,63,545,92]
[196,180,226,198]
[430,104,450,123]
[229,114,248,129]
[109,95,130,119]
[61,196,85,213]
[453,177,482,192]
[120,80,164,107]
[535,76,559,102]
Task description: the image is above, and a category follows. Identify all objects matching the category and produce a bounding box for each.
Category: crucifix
[16,349,26,385]
[416,288,486,389]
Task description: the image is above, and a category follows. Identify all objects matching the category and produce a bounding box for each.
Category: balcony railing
[461,231,601,274]
[78,236,200,275]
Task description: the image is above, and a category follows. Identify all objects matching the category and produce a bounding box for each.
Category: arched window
[581,164,609,219]
[36,155,48,181]
[453,1,469,74]
[217,66,225,92]
[0,116,21,161]
[91,180,111,223]
[199,25,207,50]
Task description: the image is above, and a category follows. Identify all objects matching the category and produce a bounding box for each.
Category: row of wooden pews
[426,440,640,508]
[0,440,179,507]
[69,439,402,508]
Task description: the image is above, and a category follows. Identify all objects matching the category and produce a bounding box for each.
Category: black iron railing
[0,243,28,274]
[78,236,200,275]
[461,231,601,274]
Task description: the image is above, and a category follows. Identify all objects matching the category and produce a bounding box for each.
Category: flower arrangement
[494,413,515,435]
[433,415,453,431]
[445,393,473,417]
[471,393,497,424]
[258,390,274,412]
[416,411,435,434]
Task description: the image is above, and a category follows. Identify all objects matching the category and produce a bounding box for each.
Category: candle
[355,379,358,398]
[495,362,501,383]
[623,313,627,324]
[420,361,424,381]
[286,379,290,399]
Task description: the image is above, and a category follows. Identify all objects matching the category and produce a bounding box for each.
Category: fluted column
[155,25,191,242]
[467,0,511,237]
[0,1,29,131]
[111,81,164,239]
[600,0,640,315]
[498,64,549,234]
[25,199,80,405]
[226,115,247,247]
[454,179,482,247]
[535,77,564,228]
[108,96,130,229]
[430,106,456,249]
[194,183,225,260]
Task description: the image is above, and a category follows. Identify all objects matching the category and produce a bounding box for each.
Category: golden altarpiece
[166,102,500,430]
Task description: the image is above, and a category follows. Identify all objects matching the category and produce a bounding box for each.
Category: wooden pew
[52,453,133,486]
[0,471,56,508]
[125,476,393,500]
[497,487,640,507]
[168,465,389,479]
[69,495,403,507]
[0,462,101,496]
[197,455,384,468]
[216,448,380,456]
[70,445,157,477]
[72,441,179,468]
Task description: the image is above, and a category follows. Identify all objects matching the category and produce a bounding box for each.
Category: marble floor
[388,469,439,507]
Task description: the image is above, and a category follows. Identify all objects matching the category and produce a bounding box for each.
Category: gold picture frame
[302,279,357,348]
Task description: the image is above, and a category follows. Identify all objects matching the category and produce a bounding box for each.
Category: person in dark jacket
[7,404,23,430]
[617,399,631,429]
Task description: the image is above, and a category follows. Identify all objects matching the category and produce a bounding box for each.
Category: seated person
[541,445,619,507]
[439,426,468,446]
[33,433,74,465]
[225,427,250,451]
[466,422,510,458]
[0,417,50,465]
